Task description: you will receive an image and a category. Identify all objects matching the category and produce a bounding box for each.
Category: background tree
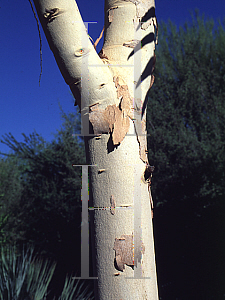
[0,156,23,247]
[0,109,91,298]
[147,13,225,299]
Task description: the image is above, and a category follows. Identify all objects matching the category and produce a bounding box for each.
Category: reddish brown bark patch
[113,234,145,272]
[89,78,132,145]
[110,195,116,215]
[114,234,134,272]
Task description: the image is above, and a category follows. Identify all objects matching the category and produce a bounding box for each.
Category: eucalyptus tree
[31,0,158,299]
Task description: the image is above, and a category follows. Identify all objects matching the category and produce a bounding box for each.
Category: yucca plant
[0,246,33,300]
[0,245,94,300]
[26,255,56,300]
[57,275,94,300]
[0,245,56,300]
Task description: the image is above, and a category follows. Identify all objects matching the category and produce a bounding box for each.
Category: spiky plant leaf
[58,276,94,300]
[0,246,33,300]
[26,256,56,300]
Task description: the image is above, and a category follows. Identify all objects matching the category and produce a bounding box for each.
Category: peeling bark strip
[89,106,112,135]
[98,49,108,60]
[89,104,130,144]
[133,116,149,163]
[88,75,150,161]
[113,234,145,272]
[150,74,155,89]
[112,105,130,144]
[143,164,155,218]
[107,6,118,23]
[148,183,154,218]
[114,235,134,272]
[150,53,156,75]
[123,39,141,48]
[125,0,155,22]
[43,8,61,22]
[94,26,105,50]
[110,195,116,215]
[144,164,155,182]
[113,76,132,117]
[89,77,132,145]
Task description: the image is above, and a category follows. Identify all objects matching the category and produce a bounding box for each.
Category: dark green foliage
[0,245,56,300]
[1,110,85,254]
[0,108,89,298]
[148,12,225,209]
[147,13,225,299]
[0,156,23,246]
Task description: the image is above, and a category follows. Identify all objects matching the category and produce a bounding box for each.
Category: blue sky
[0,0,224,156]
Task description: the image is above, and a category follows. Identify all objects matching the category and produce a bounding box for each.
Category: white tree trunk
[32,0,158,299]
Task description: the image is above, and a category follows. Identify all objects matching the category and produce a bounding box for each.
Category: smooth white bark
[32,0,158,299]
